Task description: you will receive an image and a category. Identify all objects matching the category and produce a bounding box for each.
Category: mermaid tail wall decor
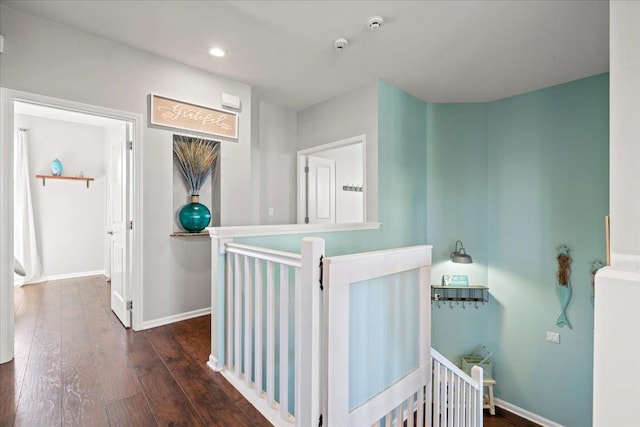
[556,245,573,329]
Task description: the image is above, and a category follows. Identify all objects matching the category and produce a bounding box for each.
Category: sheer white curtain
[14,129,44,286]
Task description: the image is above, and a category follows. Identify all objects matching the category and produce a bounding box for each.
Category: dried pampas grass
[173,135,219,196]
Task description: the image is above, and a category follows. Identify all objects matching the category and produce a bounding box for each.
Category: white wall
[609,0,640,266]
[314,143,364,223]
[15,114,105,278]
[257,102,298,224]
[593,2,640,424]
[0,6,252,323]
[298,82,378,222]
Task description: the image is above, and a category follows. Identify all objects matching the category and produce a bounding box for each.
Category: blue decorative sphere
[50,158,63,176]
[179,201,211,232]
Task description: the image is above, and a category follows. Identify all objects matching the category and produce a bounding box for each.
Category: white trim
[34,270,105,283]
[207,354,224,372]
[207,222,380,239]
[225,243,301,267]
[0,88,144,363]
[297,134,366,155]
[141,307,211,330]
[494,398,565,427]
[610,253,640,272]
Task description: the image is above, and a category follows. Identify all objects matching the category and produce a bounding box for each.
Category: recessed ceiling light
[208,47,226,57]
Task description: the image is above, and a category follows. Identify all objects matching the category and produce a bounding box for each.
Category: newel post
[296,237,325,427]
[208,234,232,372]
[471,365,484,427]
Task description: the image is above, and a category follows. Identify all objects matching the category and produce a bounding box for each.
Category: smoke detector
[367,16,383,30]
[333,38,348,51]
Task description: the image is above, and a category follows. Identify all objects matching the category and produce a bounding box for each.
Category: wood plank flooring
[484,407,541,427]
[1,275,537,426]
[1,276,270,427]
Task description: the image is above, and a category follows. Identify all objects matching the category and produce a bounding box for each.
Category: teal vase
[179,196,211,232]
[50,158,63,176]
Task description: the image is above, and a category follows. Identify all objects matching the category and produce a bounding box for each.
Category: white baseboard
[495,398,564,427]
[207,355,223,372]
[217,369,292,427]
[22,270,106,284]
[141,307,211,330]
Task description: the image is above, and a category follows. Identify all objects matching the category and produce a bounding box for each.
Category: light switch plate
[547,331,560,344]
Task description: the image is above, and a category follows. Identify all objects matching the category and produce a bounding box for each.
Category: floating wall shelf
[35,174,95,188]
[170,231,209,237]
[431,285,489,308]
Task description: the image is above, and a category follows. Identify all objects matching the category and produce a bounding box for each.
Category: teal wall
[428,74,609,426]
[427,103,490,359]
[486,74,608,427]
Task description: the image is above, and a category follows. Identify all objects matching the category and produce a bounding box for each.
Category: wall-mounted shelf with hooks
[431,285,489,308]
[35,174,95,188]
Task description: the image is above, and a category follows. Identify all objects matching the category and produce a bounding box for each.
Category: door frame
[0,88,144,363]
[296,134,367,224]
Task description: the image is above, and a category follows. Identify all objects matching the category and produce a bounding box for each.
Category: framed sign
[150,94,238,139]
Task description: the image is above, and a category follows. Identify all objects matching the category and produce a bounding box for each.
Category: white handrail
[225,242,302,267]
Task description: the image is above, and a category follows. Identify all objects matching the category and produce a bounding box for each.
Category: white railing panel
[217,240,489,427]
[212,239,323,427]
[325,245,432,427]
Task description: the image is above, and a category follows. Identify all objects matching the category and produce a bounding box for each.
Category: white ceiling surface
[15,101,121,127]
[2,0,609,110]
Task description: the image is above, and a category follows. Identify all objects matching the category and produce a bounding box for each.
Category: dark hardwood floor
[1,275,270,427]
[484,407,541,427]
[1,275,537,426]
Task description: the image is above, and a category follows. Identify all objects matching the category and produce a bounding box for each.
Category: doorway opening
[13,101,133,327]
[297,134,366,224]
[0,89,143,363]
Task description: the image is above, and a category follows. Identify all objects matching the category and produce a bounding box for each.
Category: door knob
[107,231,114,235]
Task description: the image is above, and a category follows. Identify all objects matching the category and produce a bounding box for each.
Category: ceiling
[1,0,609,110]
[14,101,121,127]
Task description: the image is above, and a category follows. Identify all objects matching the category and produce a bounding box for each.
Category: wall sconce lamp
[450,240,473,264]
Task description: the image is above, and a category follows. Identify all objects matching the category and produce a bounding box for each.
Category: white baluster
[226,254,233,370]
[234,253,241,377]
[254,259,263,398]
[266,260,275,407]
[244,255,252,386]
[279,264,289,420]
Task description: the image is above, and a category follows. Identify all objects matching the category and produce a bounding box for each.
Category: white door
[306,156,336,224]
[107,122,130,327]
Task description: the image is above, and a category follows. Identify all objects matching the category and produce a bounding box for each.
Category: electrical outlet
[546,331,560,344]
[268,207,274,217]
